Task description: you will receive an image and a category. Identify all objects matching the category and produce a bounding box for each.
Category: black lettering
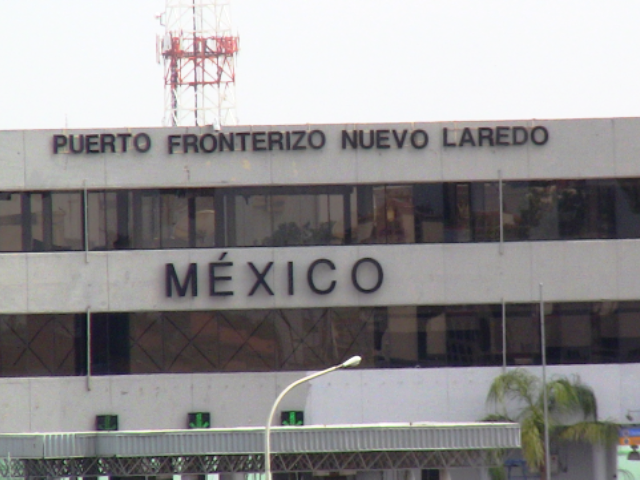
[392,130,408,148]
[69,135,84,154]
[133,133,151,152]
[359,130,374,149]
[459,128,476,147]
[268,131,284,151]
[410,129,429,149]
[351,258,383,293]
[85,135,99,154]
[219,132,234,151]
[286,131,291,150]
[183,134,199,153]
[307,259,336,295]
[478,128,494,147]
[512,127,528,145]
[443,128,456,147]
[308,130,325,149]
[292,131,307,150]
[531,126,549,145]
[199,133,217,153]
[168,135,181,154]
[342,130,358,149]
[100,134,116,153]
[252,132,267,151]
[288,261,294,295]
[209,257,234,296]
[166,263,198,297]
[495,127,510,146]
[237,132,250,151]
[53,135,67,154]
[117,133,132,152]
[248,262,274,296]
[376,130,390,149]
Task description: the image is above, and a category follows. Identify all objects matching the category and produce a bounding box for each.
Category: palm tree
[484,369,618,477]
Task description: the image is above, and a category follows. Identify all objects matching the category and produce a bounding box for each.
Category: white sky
[1,0,640,130]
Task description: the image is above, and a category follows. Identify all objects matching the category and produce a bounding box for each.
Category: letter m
[166,263,198,297]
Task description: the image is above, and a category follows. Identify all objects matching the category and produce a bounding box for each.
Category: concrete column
[592,443,607,480]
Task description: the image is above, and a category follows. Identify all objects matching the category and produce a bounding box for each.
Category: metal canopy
[0,423,520,478]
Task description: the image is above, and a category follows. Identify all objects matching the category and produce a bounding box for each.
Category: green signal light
[281,410,304,426]
[96,415,118,431]
[188,412,211,428]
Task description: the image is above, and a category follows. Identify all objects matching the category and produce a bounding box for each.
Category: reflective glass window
[132,190,160,249]
[503,180,615,242]
[546,302,592,364]
[414,184,445,243]
[590,301,620,363]
[0,192,83,252]
[89,189,219,250]
[503,182,559,241]
[448,304,501,366]
[0,193,24,251]
[90,313,130,375]
[471,182,500,242]
[129,311,218,373]
[194,190,217,247]
[226,186,352,247]
[87,191,132,250]
[417,306,447,366]
[376,306,420,366]
[442,183,499,243]
[614,179,640,239]
[0,314,78,376]
[232,194,273,246]
[267,193,342,246]
[444,183,473,242]
[28,193,45,250]
[356,185,415,244]
[8,302,640,377]
[51,192,84,250]
[159,190,190,248]
[616,302,640,363]
[557,181,615,240]
[86,191,109,250]
[506,303,540,365]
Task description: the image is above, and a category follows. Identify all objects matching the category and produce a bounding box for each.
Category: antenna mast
[158,0,239,127]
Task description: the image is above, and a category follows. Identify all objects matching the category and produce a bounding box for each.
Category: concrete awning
[0,422,520,478]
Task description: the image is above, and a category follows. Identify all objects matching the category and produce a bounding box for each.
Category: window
[0,178,634,252]
[224,186,354,247]
[0,314,78,376]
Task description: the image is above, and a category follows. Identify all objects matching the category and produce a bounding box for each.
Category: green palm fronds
[557,421,619,444]
[485,369,618,473]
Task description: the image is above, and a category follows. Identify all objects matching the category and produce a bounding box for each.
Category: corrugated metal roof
[0,422,520,459]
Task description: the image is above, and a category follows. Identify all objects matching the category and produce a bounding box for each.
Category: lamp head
[629,445,640,461]
[341,355,362,369]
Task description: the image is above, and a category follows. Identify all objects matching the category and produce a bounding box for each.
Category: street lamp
[264,355,362,480]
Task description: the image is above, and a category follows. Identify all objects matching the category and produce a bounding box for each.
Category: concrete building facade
[1,118,639,479]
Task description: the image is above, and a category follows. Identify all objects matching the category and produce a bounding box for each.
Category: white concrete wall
[0,363,635,433]
[0,117,639,191]
[0,238,637,313]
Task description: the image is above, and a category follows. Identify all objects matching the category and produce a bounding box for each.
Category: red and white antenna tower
[157,0,239,127]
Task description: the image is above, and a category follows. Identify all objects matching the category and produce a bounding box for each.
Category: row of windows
[2,300,640,377]
[4,177,640,251]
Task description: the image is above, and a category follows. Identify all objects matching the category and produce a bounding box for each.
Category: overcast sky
[1,0,640,130]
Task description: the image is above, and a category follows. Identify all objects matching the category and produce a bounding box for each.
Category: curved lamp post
[264,355,362,480]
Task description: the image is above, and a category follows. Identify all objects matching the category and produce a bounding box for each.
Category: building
[1,118,639,479]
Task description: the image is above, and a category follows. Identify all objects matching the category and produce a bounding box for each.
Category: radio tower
[158,0,239,127]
